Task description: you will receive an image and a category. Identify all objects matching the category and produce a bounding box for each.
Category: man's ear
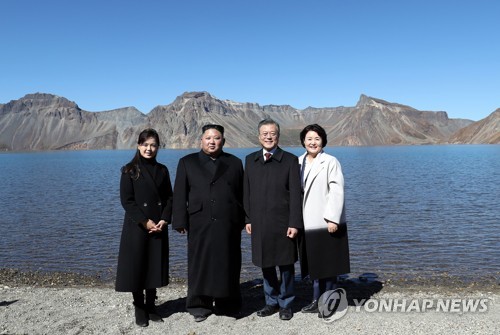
[222,138,226,146]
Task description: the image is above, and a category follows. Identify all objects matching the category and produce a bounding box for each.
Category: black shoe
[301,300,319,313]
[257,305,279,317]
[279,307,293,320]
[215,307,242,318]
[147,307,164,322]
[194,314,208,322]
[133,303,149,327]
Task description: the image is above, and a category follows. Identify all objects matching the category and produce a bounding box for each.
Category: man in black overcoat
[243,118,303,321]
[172,124,245,322]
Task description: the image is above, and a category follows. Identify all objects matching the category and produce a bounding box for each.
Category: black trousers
[132,288,157,307]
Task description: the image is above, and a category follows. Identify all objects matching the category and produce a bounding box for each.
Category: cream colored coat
[299,151,346,230]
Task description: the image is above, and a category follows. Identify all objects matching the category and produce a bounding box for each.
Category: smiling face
[201,128,224,157]
[304,130,323,157]
[138,136,159,159]
[258,124,279,151]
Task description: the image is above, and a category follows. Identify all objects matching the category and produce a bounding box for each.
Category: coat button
[143,203,148,207]
[157,202,162,206]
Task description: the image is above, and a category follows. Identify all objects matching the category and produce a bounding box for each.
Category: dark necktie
[265,152,272,161]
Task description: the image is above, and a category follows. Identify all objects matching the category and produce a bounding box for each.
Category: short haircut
[202,124,224,136]
[299,124,328,147]
[258,118,280,136]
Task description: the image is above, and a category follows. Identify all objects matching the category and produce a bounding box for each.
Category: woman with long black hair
[115,128,173,327]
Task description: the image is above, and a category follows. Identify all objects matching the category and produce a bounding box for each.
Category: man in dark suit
[244,118,303,321]
[173,124,245,322]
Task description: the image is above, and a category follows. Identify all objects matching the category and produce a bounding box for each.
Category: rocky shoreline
[1,268,498,293]
[1,268,498,334]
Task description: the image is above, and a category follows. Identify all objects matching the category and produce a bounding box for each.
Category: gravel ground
[1,269,498,335]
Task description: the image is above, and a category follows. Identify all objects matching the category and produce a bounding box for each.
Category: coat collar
[300,151,326,194]
[138,160,161,198]
[299,150,326,165]
[198,150,230,182]
[253,147,284,164]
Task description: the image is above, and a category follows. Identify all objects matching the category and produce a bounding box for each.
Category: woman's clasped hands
[143,219,167,233]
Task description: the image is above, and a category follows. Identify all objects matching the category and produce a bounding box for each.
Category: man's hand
[287,227,298,238]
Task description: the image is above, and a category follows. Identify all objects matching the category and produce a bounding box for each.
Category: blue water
[0,145,499,283]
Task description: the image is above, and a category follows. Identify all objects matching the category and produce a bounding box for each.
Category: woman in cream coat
[298,124,350,314]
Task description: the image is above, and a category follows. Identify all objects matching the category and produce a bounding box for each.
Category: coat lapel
[302,152,326,197]
[309,152,326,184]
[253,149,265,164]
[253,147,283,165]
[212,154,230,182]
[272,147,284,162]
[253,149,264,164]
[197,151,230,183]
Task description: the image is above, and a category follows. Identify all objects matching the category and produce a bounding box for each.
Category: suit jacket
[244,147,303,268]
[172,151,244,298]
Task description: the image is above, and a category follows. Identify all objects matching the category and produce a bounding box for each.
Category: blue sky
[1,0,498,121]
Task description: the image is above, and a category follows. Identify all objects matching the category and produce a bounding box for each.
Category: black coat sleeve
[288,155,304,229]
[172,158,189,230]
[120,172,148,225]
[160,166,173,224]
[243,155,251,224]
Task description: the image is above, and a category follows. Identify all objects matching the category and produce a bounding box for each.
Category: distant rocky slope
[0,93,146,150]
[449,108,500,144]
[0,91,495,151]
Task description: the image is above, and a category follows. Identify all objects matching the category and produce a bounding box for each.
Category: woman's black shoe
[147,307,164,322]
[134,303,149,327]
[145,290,163,322]
[301,300,319,313]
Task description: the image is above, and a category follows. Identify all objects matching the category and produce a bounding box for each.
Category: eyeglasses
[259,132,278,138]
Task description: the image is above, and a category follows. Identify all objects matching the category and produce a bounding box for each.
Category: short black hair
[299,124,328,147]
[202,124,224,135]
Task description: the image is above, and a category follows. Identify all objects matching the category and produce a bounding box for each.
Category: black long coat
[115,160,173,292]
[172,151,245,299]
[243,147,303,268]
